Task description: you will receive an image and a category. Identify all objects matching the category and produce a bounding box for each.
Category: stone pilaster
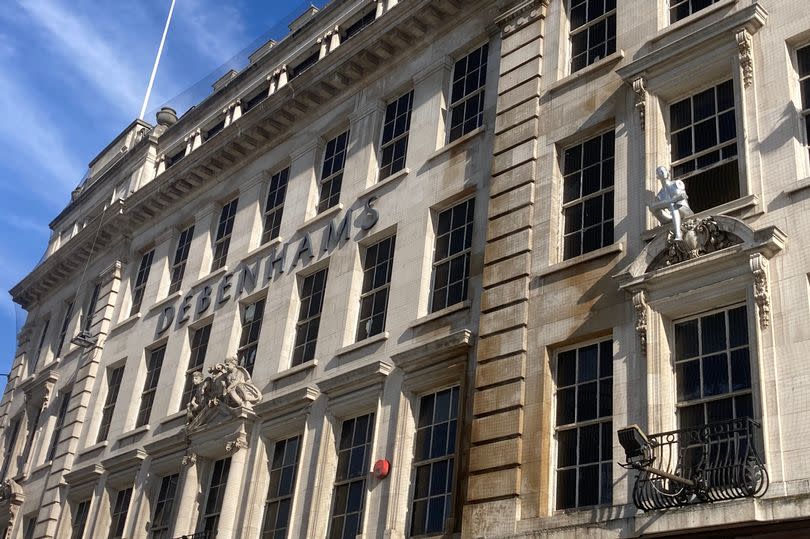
[462,1,545,536]
[32,260,124,538]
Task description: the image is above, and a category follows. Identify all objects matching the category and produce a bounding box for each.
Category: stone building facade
[2,0,810,538]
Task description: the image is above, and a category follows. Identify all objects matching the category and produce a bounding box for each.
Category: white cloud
[176,0,248,68]
[18,0,145,114]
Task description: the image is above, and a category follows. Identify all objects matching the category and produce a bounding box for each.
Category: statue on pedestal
[185,356,262,430]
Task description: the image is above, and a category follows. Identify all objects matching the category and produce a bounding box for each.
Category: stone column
[170,460,201,537]
[211,445,248,539]
[462,1,546,537]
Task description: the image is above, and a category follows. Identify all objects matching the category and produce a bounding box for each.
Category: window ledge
[359,168,410,200]
[30,461,51,476]
[548,50,625,95]
[270,359,318,383]
[538,243,624,278]
[334,331,389,357]
[243,236,283,263]
[652,0,738,43]
[116,424,150,444]
[78,440,108,458]
[189,265,229,291]
[147,291,183,315]
[298,203,344,234]
[108,312,141,336]
[409,300,471,329]
[427,127,485,163]
[784,176,810,197]
[642,194,759,241]
[159,410,187,426]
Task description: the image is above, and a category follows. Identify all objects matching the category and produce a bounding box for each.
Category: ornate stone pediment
[185,356,262,434]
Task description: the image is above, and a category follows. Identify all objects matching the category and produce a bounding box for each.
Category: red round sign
[373,459,390,479]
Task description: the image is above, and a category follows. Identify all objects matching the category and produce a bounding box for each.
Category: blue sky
[0,0,327,378]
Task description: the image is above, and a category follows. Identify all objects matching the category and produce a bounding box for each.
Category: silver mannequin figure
[650,166,693,240]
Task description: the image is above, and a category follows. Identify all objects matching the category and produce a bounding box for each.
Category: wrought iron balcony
[619,417,768,511]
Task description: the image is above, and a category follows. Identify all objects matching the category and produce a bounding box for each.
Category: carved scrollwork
[181,452,197,467]
[650,217,742,270]
[633,77,647,130]
[749,254,770,329]
[736,29,754,88]
[496,0,547,36]
[225,439,248,455]
[633,292,648,355]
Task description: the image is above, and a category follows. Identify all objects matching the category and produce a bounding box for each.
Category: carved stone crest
[185,356,262,432]
[633,291,648,355]
[651,217,742,269]
[750,254,770,329]
[736,29,754,88]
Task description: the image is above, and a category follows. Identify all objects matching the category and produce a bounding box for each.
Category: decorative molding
[749,254,770,329]
[633,292,648,355]
[181,452,197,467]
[649,217,742,270]
[494,0,547,36]
[633,77,647,129]
[225,439,248,454]
[736,28,754,88]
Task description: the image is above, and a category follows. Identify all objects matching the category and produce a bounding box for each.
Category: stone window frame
[55,300,75,359]
[211,197,239,273]
[168,224,196,295]
[96,363,126,444]
[135,343,167,428]
[69,498,91,539]
[129,248,155,316]
[317,129,350,214]
[259,434,303,538]
[107,486,133,539]
[617,6,767,233]
[377,89,414,181]
[82,281,102,334]
[558,127,617,261]
[148,472,181,538]
[340,4,377,43]
[237,296,267,375]
[791,36,810,176]
[30,317,51,374]
[355,233,397,342]
[550,337,615,511]
[406,384,463,537]
[446,41,491,143]
[567,0,617,74]
[428,196,476,314]
[45,387,72,463]
[0,415,22,479]
[180,321,212,412]
[260,165,291,245]
[291,261,330,368]
[668,0,723,25]
[198,457,232,536]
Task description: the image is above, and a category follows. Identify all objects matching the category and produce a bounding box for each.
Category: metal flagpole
[139,0,177,120]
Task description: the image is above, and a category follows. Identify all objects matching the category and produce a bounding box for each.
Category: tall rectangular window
[670,0,720,23]
[83,283,101,333]
[149,473,179,539]
[23,517,35,539]
[108,487,132,539]
[318,131,349,213]
[669,80,739,213]
[569,0,616,73]
[71,499,90,539]
[430,200,474,313]
[342,8,375,41]
[238,299,266,375]
[262,168,290,244]
[328,414,374,539]
[356,236,395,341]
[798,45,810,162]
[555,340,613,509]
[20,409,42,471]
[379,91,413,180]
[292,268,328,367]
[211,199,238,272]
[47,390,71,462]
[168,226,195,295]
[32,319,50,371]
[410,387,460,536]
[181,324,211,411]
[562,131,615,260]
[1,419,20,479]
[130,249,155,315]
[261,436,301,538]
[675,305,753,429]
[136,346,166,427]
[97,366,125,443]
[448,44,488,142]
[201,458,231,536]
[56,302,74,358]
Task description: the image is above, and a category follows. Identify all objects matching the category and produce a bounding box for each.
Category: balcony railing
[621,417,768,511]
[174,532,209,539]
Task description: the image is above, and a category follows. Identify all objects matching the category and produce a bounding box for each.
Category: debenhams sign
[155,197,379,334]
